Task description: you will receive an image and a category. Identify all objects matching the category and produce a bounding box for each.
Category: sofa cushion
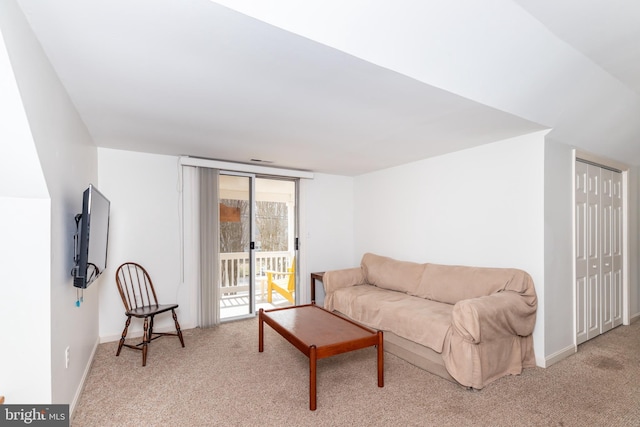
[331,285,453,353]
[413,263,526,304]
[361,252,425,295]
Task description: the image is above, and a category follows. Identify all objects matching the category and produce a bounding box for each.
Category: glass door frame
[255,175,299,307]
[219,171,257,321]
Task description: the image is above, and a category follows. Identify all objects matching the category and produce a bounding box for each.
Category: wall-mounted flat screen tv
[72,184,111,289]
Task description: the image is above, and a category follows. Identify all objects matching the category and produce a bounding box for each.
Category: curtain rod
[179,156,314,179]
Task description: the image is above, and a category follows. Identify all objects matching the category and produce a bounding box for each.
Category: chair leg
[116,316,132,356]
[142,317,150,367]
[149,315,154,340]
[172,309,185,347]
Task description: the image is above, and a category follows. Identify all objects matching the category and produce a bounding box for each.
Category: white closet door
[600,168,613,333]
[575,161,589,344]
[575,160,624,345]
[585,164,601,340]
[612,171,623,327]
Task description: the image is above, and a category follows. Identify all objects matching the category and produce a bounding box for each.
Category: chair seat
[127,304,179,318]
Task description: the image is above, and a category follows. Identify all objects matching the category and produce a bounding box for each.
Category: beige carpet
[72,318,640,426]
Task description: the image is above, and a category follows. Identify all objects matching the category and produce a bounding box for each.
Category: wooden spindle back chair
[115,262,185,366]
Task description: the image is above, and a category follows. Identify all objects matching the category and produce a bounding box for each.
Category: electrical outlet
[65,346,70,369]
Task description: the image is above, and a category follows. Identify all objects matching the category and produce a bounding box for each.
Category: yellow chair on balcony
[266,257,295,304]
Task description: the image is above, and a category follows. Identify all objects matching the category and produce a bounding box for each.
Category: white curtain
[198,167,220,327]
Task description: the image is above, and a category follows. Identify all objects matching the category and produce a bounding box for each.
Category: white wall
[0,0,99,409]
[97,149,185,340]
[0,197,51,403]
[353,132,546,268]
[0,13,50,404]
[353,132,547,362]
[542,139,574,362]
[0,28,47,200]
[300,173,355,304]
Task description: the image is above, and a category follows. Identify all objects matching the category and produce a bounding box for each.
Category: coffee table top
[259,303,384,411]
[260,304,379,358]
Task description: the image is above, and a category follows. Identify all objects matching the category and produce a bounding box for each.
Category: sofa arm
[451,291,537,344]
[323,267,365,294]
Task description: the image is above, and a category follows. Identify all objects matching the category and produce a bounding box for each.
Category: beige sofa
[322,253,537,389]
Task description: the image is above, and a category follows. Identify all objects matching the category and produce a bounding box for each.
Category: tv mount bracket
[71,213,82,274]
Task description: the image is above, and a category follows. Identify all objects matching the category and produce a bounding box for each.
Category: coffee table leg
[377,330,384,387]
[259,309,264,353]
[310,345,317,411]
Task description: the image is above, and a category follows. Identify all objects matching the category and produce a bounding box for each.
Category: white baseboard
[542,320,640,369]
[100,333,126,343]
[539,344,576,368]
[70,336,99,418]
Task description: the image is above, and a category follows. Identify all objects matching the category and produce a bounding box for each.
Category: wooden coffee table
[259,303,384,410]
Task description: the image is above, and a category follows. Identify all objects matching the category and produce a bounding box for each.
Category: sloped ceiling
[13,0,640,175]
[515,0,640,94]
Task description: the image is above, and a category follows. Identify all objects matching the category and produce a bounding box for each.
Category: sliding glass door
[218,174,298,320]
[255,178,297,310]
[218,173,253,319]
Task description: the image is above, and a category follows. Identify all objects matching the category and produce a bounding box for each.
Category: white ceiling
[515,0,640,94]
[13,0,640,175]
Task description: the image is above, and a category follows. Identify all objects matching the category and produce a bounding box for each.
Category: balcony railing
[219,251,292,296]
